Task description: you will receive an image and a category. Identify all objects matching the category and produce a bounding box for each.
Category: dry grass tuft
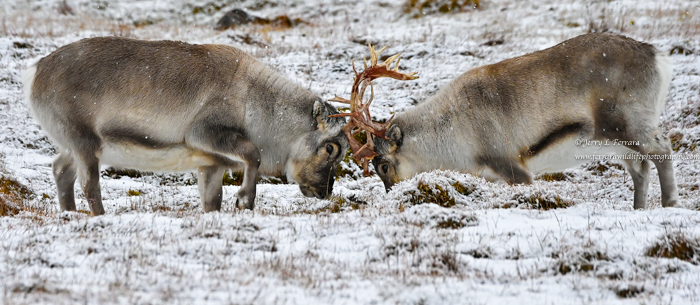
[224,170,287,185]
[403,0,481,18]
[463,247,491,259]
[103,168,284,187]
[102,167,146,179]
[554,250,610,274]
[669,131,698,152]
[612,285,645,299]
[669,131,685,151]
[435,215,476,229]
[645,231,700,265]
[215,8,307,31]
[0,176,33,216]
[430,250,461,275]
[669,45,694,56]
[192,2,226,15]
[586,161,625,176]
[0,176,32,201]
[0,196,21,216]
[692,200,700,211]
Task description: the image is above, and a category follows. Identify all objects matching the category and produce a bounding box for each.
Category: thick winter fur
[374,33,678,209]
[24,37,348,215]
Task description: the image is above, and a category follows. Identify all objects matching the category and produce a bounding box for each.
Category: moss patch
[336,149,365,180]
[260,174,288,185]
[536,172,570,182]
[451,182,475,196]
[407,182,456,207]
[222,171,243,186]
[305,195,364,214]
[510,193,574,210]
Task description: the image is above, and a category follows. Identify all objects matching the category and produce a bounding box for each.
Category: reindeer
[343,33,678,209]
[23,37,352,215]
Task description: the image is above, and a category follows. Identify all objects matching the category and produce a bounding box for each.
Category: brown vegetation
[645,231,700,265]
[0,176,33,216]
[403,0,481,18]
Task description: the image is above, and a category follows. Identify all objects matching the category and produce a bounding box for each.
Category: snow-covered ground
[1,0,699,304]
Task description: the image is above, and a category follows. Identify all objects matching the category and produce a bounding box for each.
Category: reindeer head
[330,45,417,177]
[372,124,406,192]
[286,100,349,199]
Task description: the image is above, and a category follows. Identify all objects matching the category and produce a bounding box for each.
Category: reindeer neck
[242,62,319,175]
[395,88,479,173]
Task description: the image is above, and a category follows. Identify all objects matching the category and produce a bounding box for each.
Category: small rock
[215,9,263,30]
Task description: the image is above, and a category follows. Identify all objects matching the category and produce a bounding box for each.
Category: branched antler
[330,44,418,176]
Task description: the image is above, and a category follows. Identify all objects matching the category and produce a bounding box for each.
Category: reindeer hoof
[235,192,255,210]
[662,199,678,208]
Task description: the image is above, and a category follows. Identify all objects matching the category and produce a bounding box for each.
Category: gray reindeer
[23,37,350,215]
[348,33,678,209]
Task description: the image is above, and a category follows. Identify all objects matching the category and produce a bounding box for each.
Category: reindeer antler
[330,44,418,176]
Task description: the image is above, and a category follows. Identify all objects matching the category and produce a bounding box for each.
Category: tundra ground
[1,0,699,304]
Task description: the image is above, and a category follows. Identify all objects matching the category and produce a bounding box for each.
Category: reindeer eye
[379,163,389,174]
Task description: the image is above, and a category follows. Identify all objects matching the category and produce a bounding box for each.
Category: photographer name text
[575,139,639,148]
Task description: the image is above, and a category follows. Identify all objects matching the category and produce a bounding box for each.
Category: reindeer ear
[313,100,342,131]
[312,100,330,130]
[387,124,403,150]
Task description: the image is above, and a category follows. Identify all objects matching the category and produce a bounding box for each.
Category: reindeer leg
[235,150,260,210]
[197,166,226,212]
[623,159,650,209]
[617,136,677,208]
[58,123,104,215]
[53,150,77,212]
[601,129,678,208]
[74,153,105,216]
[644,132,678,207]
[480,155,533,185]
[186,122,260,211]
[603,112,678,208]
